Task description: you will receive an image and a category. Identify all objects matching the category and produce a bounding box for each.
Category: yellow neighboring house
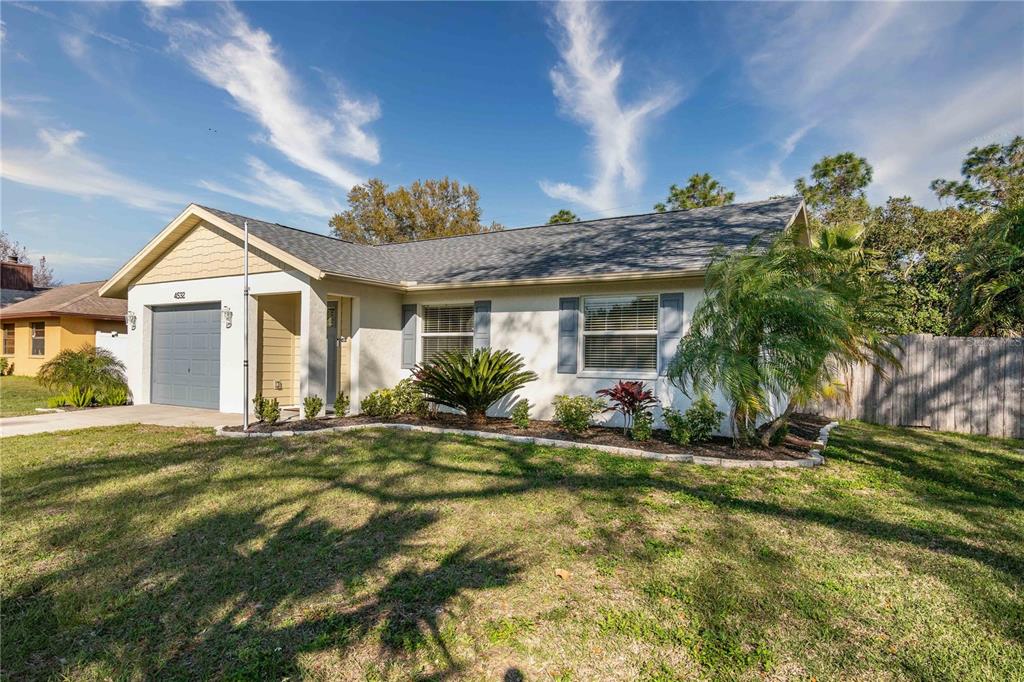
[0,281,127,376]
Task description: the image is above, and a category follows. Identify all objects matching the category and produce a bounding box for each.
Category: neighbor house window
[2,324,13,355]
[421,304,474,363]
[30,322,45,356]
[582,295,658,372]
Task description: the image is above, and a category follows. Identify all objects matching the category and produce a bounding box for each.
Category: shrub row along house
[98,198,808,426]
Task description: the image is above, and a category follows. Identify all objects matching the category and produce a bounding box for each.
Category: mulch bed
[226,412,830,462]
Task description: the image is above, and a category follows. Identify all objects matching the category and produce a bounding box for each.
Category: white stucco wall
[401,277,729,430]
[124,270,312,413]
[316,278,404,409]
[123,271,732,431]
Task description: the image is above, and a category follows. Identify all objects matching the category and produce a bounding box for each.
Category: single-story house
[0,281,128,376]
[98,197,807,423]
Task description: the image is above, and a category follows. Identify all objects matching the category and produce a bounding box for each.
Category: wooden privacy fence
[809,334,1023,438]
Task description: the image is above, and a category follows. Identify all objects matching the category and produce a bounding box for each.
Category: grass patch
[0,375,55,417]
[1,421,1022,680]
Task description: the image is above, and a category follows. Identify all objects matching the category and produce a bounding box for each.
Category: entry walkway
[0,404,243,437]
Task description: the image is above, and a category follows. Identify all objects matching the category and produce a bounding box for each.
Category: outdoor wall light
[126,310,137,331]
[222,305,233,329]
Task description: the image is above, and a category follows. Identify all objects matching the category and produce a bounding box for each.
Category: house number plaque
[174,292,186,299]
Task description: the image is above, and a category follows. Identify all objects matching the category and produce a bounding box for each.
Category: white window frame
[579,293,659,377]
[420,303,474,363]
[2,323,14,355]
[30,321,46,356]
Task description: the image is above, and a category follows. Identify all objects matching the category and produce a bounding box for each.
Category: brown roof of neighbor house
[0,281,127,321]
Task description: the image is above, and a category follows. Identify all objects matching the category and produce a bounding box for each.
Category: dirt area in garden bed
[226,412,831,461]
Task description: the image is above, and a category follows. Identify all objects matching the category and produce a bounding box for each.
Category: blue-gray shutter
[473,300,491,349]
[659,293,684,375]
[401,304,417,369]
[557,297,579,374]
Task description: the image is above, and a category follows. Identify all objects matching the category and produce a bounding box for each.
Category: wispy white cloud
[199,157,342,218]
[2,127,186,212]
[539,2,680,213]
[733,122,815,201]
[731,2,1023,204]
[147,2,380,190]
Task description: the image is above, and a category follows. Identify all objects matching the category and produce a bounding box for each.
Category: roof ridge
[377,195,802,248]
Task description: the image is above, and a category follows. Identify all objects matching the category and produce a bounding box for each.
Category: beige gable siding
[257,294,300,406]
[135,221,285,285]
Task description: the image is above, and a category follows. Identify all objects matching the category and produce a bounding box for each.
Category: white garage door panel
[151,304,221,409]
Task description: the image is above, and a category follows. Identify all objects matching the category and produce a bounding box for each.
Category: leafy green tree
[547,209,579,224]
[670,232,896,446]
[952,204,1024,336]
[795,152,873,225]
[329,177,502,244]
[931,136,1024,211]
[654,173,734,212]
[863,197,977,335]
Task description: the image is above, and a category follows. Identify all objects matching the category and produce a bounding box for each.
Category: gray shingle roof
[201,196,804,286]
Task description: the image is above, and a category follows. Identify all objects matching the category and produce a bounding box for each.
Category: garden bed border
[214,420,839,469]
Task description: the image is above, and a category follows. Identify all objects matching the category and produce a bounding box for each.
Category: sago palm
[413,348,537,425]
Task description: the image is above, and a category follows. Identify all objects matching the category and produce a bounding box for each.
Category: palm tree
[953,204,1024,337]
[669,231,897,446]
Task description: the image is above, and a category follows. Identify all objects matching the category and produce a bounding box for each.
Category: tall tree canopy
[930,136,1024,211]
[329,177,502,244]
[862,198,976,335]
[654,173,734,212]
[795,152,873,224]
[0,231,60,287]
[547,209,579,224]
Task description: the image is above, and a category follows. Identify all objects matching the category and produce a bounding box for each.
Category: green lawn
[0,375,54,417]
[2,423,1022,680]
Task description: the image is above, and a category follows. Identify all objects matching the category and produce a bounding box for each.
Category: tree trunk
[758,400,796,448]
[466,408,486,426]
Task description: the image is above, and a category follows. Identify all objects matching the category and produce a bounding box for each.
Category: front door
[326,301,339,405]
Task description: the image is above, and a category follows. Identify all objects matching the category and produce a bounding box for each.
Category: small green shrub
[362,379,427,419]
[252,394,266,421]
[769,421,789,447]
[99,385,129,406]
[553,395,605,435]
[663,395,725,445]
[0,357,8,375]
[262,397,281,424]
[392,378,425,416]
[684,394,724,443]
[510,398,531,429]
[303,394,324,420]
[662,408,691,445]
[65,386,95,408]
[413,348,537,425]
[630,410,653,442]
[361,388,397,418]
[334,391,350,416]
[47,395,69,408]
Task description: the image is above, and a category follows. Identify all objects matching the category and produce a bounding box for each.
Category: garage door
[151,303,221,409]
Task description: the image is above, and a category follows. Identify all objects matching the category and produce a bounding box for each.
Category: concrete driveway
[0,404,243,437]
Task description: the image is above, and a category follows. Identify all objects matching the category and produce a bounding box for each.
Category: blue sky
[2,1,1022,283]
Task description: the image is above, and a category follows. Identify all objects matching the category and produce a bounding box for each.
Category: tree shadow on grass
[3,424,1022,678]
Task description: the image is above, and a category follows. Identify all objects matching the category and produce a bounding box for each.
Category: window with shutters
[421,304,474,363]
[30,321,45,356]
[2,324,13,355]
[582,295,658,372]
